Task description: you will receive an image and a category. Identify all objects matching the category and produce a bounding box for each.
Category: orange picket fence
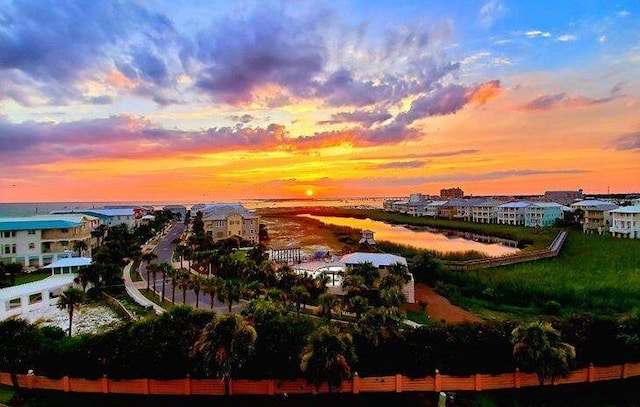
[1,362,639,396]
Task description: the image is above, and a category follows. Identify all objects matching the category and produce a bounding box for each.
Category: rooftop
[340,252,407,267]
[43,257,92,269]
[0,216,84,232]
[610,205,640,214]
[571,200,619,211]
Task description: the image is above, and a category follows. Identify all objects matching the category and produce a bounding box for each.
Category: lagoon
[301,215,520,257]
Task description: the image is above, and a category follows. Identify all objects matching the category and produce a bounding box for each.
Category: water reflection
[301,215,519,257]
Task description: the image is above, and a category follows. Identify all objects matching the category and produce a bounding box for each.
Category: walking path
[122,261,165,314]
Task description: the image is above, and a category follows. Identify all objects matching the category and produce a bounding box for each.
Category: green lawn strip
[106,290,155,318]
[405,310,431,324]
[15,270,50,285]
[139,288,177,310]
[130,259,142,282]
[441,232,640,317]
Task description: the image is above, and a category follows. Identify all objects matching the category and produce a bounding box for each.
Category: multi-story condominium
[570,200,618,234]
[202,203,260,244]
[440,187,464,199]
[424,201,447,217]
[524,202,568,227]
[471,199,501,224]
[609,205,640,239]
[52,208,137,229]
[497,202,530,225]
[0,215,95,269]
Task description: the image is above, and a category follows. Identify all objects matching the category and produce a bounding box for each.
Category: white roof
[294,261,346,274]
[571,200,619,211]
[0,275,77,300]
[141,214,156,220]
[43,257,92,269]
[499,201,532,208]
[610,205,640,214]
[426,200,448,206]
[340,252,407,267]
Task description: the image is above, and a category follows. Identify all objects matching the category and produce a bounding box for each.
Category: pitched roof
[610,205,640,214]
[340,252,407,267]
[202,203,257,220]
[43,257,92,269]
[571,200,619,211]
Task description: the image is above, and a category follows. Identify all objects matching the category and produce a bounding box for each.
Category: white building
[497,202,530,225]
[609,205,640,239]
[424,201,447,218]
[471,199,501,224]
[571,200,618,234]
[0,274,77,320]
[202,203,260,244]
[52,208,137,229]
[0,215,95,269]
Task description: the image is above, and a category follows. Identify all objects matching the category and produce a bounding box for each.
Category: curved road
[141,223,243,313]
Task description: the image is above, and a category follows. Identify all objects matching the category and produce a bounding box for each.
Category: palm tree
[174,244,187,269]
[165,266,180,304]
[158,262,173,302]
[191,314,257,396]
[176,270,192,305]
[141,252,158,290]
[300,325,357,392]
[291,285,310,316]
[3,263,23,287]
[57,287,85,336]
[317,292,337,320]
[148,263,160,295]
[347,295,369,319]
[512,321,576,385]
[381,286,406,308]
[73,240,88,256]
[357,307,404,346]
[350,262,379,288]
[74,265,99,292]
[0,319,42,392]
[218,279,242,313]
[191,274,205,309]
[203,276,221,310]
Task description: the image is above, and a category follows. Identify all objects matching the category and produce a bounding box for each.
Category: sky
[1,0,639,202]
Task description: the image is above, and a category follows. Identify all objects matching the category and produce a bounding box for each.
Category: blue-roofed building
[0,215,96,270]
[51,208,137,229]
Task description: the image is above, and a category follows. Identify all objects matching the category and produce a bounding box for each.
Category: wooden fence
[2,362,639,396]
[441,231,568,271]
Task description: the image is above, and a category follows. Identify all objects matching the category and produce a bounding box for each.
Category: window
[28,230,36,235]
[29,243,35,250]
[61,229,68,233]
[3,246,9,254]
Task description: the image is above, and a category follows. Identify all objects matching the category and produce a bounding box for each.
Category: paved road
[141,223,243,313]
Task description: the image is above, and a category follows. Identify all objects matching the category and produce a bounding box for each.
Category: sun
[305,189,314,197]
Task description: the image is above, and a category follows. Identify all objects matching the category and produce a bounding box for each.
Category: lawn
[15,270,50,285]
[438,231,640,318]
[139,288,177,310]
[405,310,431,324]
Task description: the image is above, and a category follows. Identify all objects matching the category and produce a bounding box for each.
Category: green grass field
[14,269,50,285]
[439,231,640,318]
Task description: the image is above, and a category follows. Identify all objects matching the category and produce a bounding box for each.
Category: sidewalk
[122,261,165,314]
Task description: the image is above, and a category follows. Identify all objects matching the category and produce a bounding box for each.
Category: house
[0,215,95,269]
[52,208,137,229]
[609,205,640,239]
[571,200,618,234]
[202,203,260,244]
[471,199,501,224]
[43,257,92,275]
[497,202,531,225]
[439,199,471,220]
[424,200,447,218]
[524,202,568,227]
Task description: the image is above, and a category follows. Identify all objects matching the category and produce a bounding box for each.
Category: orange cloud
[106,71,137,89]
[467,80,502,105]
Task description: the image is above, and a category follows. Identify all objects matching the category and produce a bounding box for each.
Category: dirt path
[407,283,483,324]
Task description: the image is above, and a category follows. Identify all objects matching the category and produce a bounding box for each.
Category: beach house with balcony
[0,215,95,269]
[609,205,640,239]
[524,202,568,227]
[571,200,618,234]
[202,203,260,244]
[497,202,530,226]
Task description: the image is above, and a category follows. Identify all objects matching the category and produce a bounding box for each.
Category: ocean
[0,198,386,217]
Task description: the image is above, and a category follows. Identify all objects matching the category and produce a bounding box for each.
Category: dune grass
[439,231,640,317]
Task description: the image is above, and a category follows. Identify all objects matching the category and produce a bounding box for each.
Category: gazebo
[43,257,92,275]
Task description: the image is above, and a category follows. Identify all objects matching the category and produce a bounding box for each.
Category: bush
[543,300,562,316]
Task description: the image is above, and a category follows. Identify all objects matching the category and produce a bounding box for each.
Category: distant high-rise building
[440,187,464,199]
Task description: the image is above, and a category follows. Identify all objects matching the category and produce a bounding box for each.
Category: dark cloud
[521,93,566,110]
[0,0,177,105]
[613,132,640,151]
[86,95,114,105]
[521,85,624,111]
[319,108,392,127]
[190,9,326,104]
[227,114,255,124]
[374,161,426,170]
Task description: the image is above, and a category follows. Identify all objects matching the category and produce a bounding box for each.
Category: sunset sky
[1,0,639,202]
